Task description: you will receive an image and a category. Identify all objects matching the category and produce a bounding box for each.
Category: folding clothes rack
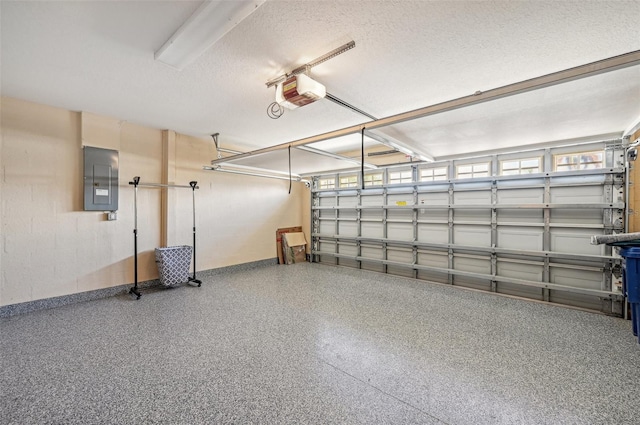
[128,176,201,300]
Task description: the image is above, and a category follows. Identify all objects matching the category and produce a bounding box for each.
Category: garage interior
[1,1,640,424]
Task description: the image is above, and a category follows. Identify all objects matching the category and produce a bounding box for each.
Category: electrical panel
[83,146,119,211]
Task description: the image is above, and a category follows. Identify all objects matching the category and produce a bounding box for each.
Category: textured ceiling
[1,0,639,174]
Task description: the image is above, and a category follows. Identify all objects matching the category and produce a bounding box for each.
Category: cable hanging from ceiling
[267,101,284,119]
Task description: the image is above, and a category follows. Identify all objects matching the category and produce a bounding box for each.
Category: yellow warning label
[396,201,407,206]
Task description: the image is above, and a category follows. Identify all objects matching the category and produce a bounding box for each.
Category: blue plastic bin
[620,247,640,342]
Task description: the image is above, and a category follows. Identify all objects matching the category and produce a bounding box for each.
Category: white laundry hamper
[155,246,193,287]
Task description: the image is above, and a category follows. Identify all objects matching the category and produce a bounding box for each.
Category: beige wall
[169,133,307,268]
[0,97,307,307]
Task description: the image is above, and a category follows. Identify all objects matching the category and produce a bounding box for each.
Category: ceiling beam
[204,166,310,185]
[364,130,435,162]
[295,145,378,169]
[211,50,640,166]
[324,92,435,161]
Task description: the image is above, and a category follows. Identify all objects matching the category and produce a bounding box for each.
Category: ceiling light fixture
[155,0,266,70]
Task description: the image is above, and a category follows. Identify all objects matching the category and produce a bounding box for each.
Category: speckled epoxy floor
[1,263,639,424]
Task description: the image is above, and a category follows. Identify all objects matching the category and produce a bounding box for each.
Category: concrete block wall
[169,133,307,269]
[0,97,306,307]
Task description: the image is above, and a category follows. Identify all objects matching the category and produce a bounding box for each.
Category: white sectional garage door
[311,142,626,315]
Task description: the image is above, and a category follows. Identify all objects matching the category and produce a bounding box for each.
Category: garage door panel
[550,267,602,291]
[454,256,490,274]
[417,252,448,269]
[550,229,604,255]
[495,261,545,299]
[454,276,491,290]
[418,208,448,221]
[497,188,544,204]
[417,270,449,284]
[361,261,384,272]
[361,210,383,220]
[496,261,544,300]
[339,209,357,219]
[497,261,543,282]
[497,209,543,224]
[388,248,413,263]
[387,248,415,278]
[497,282,544,299]
[454,225,491,247]
[361,195,383,206]
[388,265,415,278]
[361,222,384,238]
[338,221,358,237]
[452,256,491,290]
[417,224,448,243]
[455,208,491,222]
[454,190,491,205]
[318,254,335,265]
[550,185,604,204]
[319,196,336,207]
[319,209,335,219]
[388,209,413,221]
[338,196,358,207]
[338,258,359,268]
[497,228,543,250]
[549,290,602,311]
[388,194,413,205]
[338,244,358,256]
[361,245,383,260]
[551,209,603,224]
[418,192,449,205]
[319,221,335,235]
[388,222,414,241]
[318,240,335,254]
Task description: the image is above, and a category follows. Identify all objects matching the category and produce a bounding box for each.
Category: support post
[129,176,141,300]
[188,181,202,287]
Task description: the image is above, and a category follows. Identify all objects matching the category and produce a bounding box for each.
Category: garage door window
[500,158,541,175]
[456,162,490,179]
[420,167,448,182]
[364,173,383,187]
[339,175,358,188]
[319,178,335,189]
[554,150,604,171]
[389,170,413,184]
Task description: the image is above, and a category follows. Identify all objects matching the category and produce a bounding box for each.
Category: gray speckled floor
[1,263,639,425]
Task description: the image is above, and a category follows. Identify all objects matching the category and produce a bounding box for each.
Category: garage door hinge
[612,264,622,279]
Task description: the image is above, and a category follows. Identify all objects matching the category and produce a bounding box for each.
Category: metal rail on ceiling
[324,92,435,162]
[265,41,356,88]
[211,50,640,167]
[203,165,311,185]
